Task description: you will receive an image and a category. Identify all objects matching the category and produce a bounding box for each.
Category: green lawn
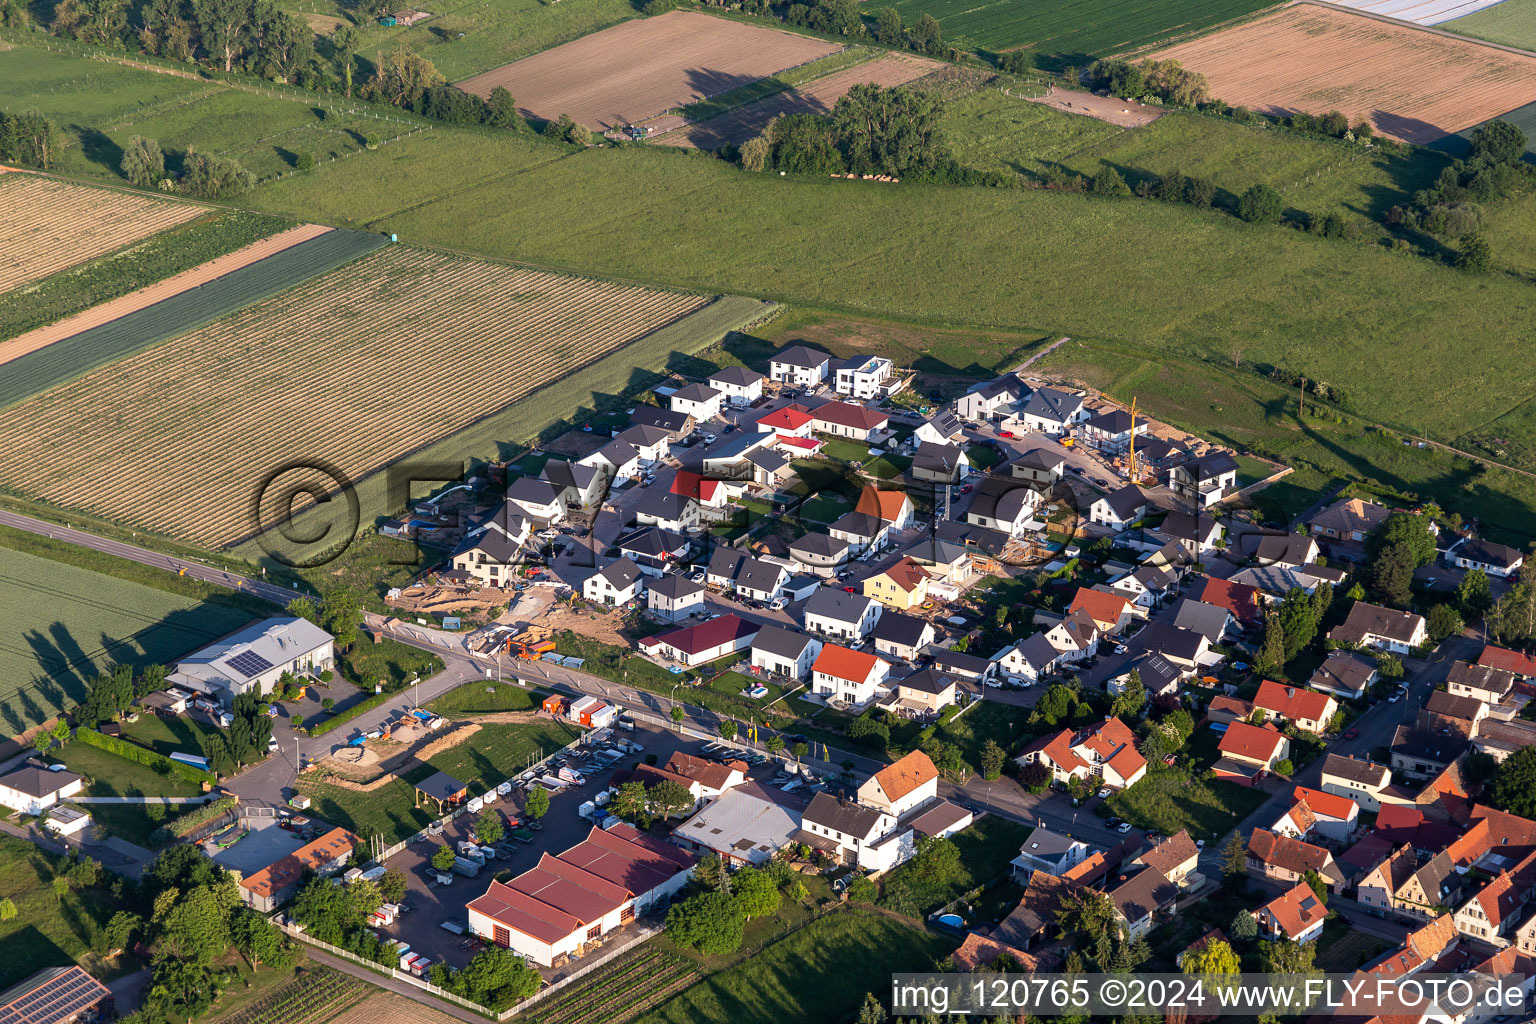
[0,543,258,734]
[299,719,578,843]
[425,680,544,717]
[0,834,135,989]
[1106,766,1271,842]
[879,815,1032,917]
[118,713,222,757]
[635,908,953,1024]
[336,638,445,690]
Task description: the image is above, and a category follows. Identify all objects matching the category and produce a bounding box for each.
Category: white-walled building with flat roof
[167,616,334,706]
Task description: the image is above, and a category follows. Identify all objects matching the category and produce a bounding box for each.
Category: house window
[587,924,602,941]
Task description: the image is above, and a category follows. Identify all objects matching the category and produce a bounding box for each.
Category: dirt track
[456,10,842,130]
[654,53,941,149]
[1150,3,1536,143]
[1021,87,1164,127]
[0,223,331,364]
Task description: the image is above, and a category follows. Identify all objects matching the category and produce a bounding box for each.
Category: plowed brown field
[655,53,942,149]
[0,246,709,546]
[1149,4,1536,144]
[0,223,331,364]
[0,173,206,293]
[456,10,842,130]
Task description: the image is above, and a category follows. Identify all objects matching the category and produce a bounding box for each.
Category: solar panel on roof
[225,651,273,678]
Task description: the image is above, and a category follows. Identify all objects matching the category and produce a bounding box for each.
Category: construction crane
[1127,396,1140,482]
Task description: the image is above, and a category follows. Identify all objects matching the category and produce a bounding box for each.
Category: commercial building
[167,617,335,706]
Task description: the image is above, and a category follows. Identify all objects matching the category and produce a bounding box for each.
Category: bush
[1238,184,1283,225]
[74,728,214,785]
[294,151,315,171]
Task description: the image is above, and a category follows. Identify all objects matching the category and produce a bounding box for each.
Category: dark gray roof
[1322,753,1388,787]
[932,648,990,677]
[803,792,883,837]
[745,448,788,472]
[1447,660,1516,697]
[1424,690,1484,721]
[1187,451,1239,481]
[541,459,599,491]
[1010,447,1065,472]
[635,489,692,520]
[969,376,1021,401]
[905,538,969,567]
[648,574,704,600]
[934,520,1010,554]
[672,382,720,403]
[968,476,1041,522]
[506,476,563,505]
[772,345,830,369]
[1126,652,1182,693]
[790,533,849,558]
[617,526,687,559]
[0,766,81,797]
[597,559,643,589]
[1130,623,1205,662]
[453,524,522,563]
[1098,484,1150,521]
[1022,387,1082,423]
[1331,602,1425,645]
[752,624,817,660]
[1170,599,1233,643]
[896,668,954,695]
[912,444,966,474]
[1390,726,1468,765]
[1109,867,1178,924]
[1459,538,1523,568]
[869,610,933,648]
[830,510,882,539]
[1241,532,1316,566]
[805,587,875,625]
[709,365,764,387]
[1159,510,1220,543]
[589,438,640,468]
[708,548,786,589]
[923,409,964,438]
[1310,651,1377,692]
[1013,632,1060,672]
[617,422,674,446]
[1086,409,1136,434]
[415,771,466,801]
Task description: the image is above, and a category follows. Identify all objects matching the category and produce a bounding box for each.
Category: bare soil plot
[456,10,842,129]
[655,52,941,149]
[322,992,461,1024]
[0,173,205,293]
[1149,3,1536,144]
[0,223,331,365]
[0,246,709,547]
[1021,86,1164,127]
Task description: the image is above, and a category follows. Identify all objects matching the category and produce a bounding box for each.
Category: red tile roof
[1476,644,1536,677]
[639,613,760,656]
[670,471,721,502]
[1218,720,1286,764]
[756,404,813,431]
[1247,828,1335,876]
[467,880,584,943]
[870,749,938,802]
[1292,786,1357,822]
[813,644,885,684]
[240,827,357,900]
[812,401,888,432]
[1068,588,1132,629]
[1254,680,1335,724]
[1197,577,1264,623]
[1257,881,1326,939]
[877,556,930,594]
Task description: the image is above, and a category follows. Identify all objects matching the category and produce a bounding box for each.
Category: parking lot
[368,717,812,978]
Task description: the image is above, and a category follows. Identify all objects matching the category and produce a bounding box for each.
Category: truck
[558,766,586,786]
[451,856,481,878]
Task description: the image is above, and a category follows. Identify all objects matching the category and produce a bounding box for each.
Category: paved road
[0,509,298,606]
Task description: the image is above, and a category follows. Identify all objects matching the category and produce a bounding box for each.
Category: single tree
[855,993,887,1024]
[0,898,15,921]
[718,720,738,742]
[1425,603,1464,642]
[979,738,1007,781]
[523,785,550,820]
[1492,746,1536,818]
[1237,183,1283,224]
[1254,613,1287,675]
[739,134,771,172]
[1182,936,1240,975]
[665,891,744,955]
[669,705,686,729]
[475,808,505,845]
[1229,908,1258,942]
[1459,568,1494,615]
[432,845,457,872]
[1273,758,1294,777]
[1302,869,1329,905]
[1221,831,1248,884]
[792,740,809,762]
[121,135,164,188]
[765,735,785,756]
[731,866,781,919]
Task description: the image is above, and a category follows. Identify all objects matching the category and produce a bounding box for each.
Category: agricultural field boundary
[0,229,389,409]
[226,292,774,559]
[0,223,333,364]
[1303,0,1536,58]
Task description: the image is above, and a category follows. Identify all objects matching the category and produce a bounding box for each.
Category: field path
[0,223,332,365]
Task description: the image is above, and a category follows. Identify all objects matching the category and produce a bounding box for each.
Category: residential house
[992,633,1063,686]
[1108,867,1179,942]
[1015,716,1147,790]
[914,409,965,448]
[803,588,882,642]
[755,403,816,438]
[957,375,1022,422]
[932,647,995,684]
[1271,798,1318,841]
[1213,721,1290,786]
[1068,588,1136,636]
[1254,882,1327,943]
[1309,651,1379,700]
[1089,484,1151,530]
[1107,563,1178,610]
[966,476,1044,538]
[1307,496,1391,542]
[669,382,723,422]
[634,489,699,533]
[1008,447,1066,487]
[664,752,747,802]
[1108,651,1183,698]
[811,645,892,706]
[0,766,84,816]
[1391,726,1468,782]
[1135,829,1201,886]
[828,511,886,557]
[1476,644,1536,681]
[670,471,737,516]
[1157,510,1224,558]
[541,459,606,514]
[909,443,970,486]
[789,532,851,574]
[1394,850,1463,923]
[616,526,690,577]
[1321,754,1395,812]
[579,438,642,482]
[1448,537,1524,578]
[906,539,973,586]
[862,556,931,611]
[1454,857,1536,946]
[615,423,674,464]
[1129,622,1210,672]
[505,476,567,525]
[1246,829,1346,892]
[1043,608,1100,665]
[1357,844,1419,918]
[869,610,937,662]
[1446,660,1516,705]
[891,670,957,716]
[707,366,764,406]
[833,355,895,400]
[858,749,939,817]
[638,614,760,667]
[582,560,644,607]
[854,485,915,532]
[744,447,791,488]
[1238,531,1321,568]
[1197,576,1265,628]
[629,405,692,438]
[1081,409,1150,455]
[1474,717,1536,763]
[1421,691,1488,740]
[706,548,788,602]
[451,505,530,587]
[1166,451,1240,507]
[749,625,822,681]
[1290,786,1359,843]
[768,345,830,387]
[811,400,888,441]
[1011,828,1092,880]
[1253,680,1338,734]
[646,574,706,623]
[799,793,905,872]
[1329,602,1428,654]
[1019,388,1086,436]
[1171,599,1236,646]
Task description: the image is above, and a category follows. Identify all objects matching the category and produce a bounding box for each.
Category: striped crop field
[886,0,1280,61]
[0,245,712,547]
[0,228,388,408]
[1443,0,1536,50]
[0,173,207,293]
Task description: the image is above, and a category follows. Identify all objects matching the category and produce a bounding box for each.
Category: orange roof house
[1068,588,1135,635]
[1214,721,1289,784]
[1254,881,1327,942]
[1253,680,1338,733]
[1247,828,1346,890]
[1197,576,1264,624]
[854,485,912,526]
[858,749,938,815]
[239,827,358,911]
[1017,716,1147,790]
[1290,786,1359,839]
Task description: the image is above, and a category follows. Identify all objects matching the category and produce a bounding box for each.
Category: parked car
[996,429,1015,439]
[703,433,717,444]
[1343,728,1359,740]
[1097,787,1110,799]
[1117,822,1133,834]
